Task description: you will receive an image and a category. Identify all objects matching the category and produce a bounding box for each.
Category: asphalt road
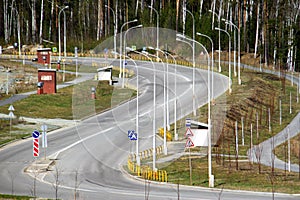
[0,58,299,200]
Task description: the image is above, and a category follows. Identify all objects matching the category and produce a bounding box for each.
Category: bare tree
[144,178,150,200]
[52,166,62,200]
[74,170,82,200]
[255,144,263,174]
[269,137,276,200]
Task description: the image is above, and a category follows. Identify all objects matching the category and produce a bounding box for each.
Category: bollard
[91,87,96,99]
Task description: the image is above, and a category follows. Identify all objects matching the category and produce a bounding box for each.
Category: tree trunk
[176,0,180,31]
[97,0,103,41]
[39,0,44,44]
[3,0,9,43]
[263,0,269,67]
[48,0,54,41]
[254,2,260,58]
[31,0,37,44]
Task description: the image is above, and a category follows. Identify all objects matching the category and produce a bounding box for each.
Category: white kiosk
[97,66,113,85]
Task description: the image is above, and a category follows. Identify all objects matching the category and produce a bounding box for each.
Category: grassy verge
[160,65,300,193]
[0,193,33,199]
[0,80,135,145]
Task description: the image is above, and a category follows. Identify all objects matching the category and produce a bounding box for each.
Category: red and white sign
[33,138,39,157]
[184,128,194,138]
[185,138,194,148]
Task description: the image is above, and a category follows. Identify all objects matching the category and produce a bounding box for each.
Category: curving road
[0,58,298,199]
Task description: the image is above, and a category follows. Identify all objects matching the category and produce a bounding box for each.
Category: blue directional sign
[128,130,137,140]
[186,118,191,128]
[32,130,40,138]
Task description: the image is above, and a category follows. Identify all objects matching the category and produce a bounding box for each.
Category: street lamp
[58,5,69,82]
[144,50,168,156]
[209,9,221,72]
[224,19,241,85]
[163,50,178,140]
[113,50,141,166]
[105,5,117,59]
[128,49,157,169]
[176,34,196,116]
[177,36,214,187]
[122,24,143,88]
[196,32,214,100]
[149,47,170,132]
[10,7,21,58]
[215,27,231,93]
[119,19,138,78]
[148,6,159,59]
[183,9,196,117]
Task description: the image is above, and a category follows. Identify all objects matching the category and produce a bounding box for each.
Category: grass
[157,61,300,193]
[161,155,300,194]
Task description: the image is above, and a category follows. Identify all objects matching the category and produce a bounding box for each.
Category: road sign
[130,132,137,140]
[128,130,137,140]
[185,138,194,148]
[75,47,78,58]
[8,105,15,111]
[41,124,48,132]
[8,111,15,118]
[128,130,134,138]
[32,130,40,138]
[52,47,57,53]
[186,118,191,128]
[32,130,40,157]
[184,128,194,138]
[42,131,47,148]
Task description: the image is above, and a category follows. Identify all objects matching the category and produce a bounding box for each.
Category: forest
[0,0,300,71]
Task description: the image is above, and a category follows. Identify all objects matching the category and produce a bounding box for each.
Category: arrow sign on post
[128,130,137,141]
[32,130,40,157]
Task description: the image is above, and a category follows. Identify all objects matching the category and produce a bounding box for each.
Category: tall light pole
[130,49,157,169]
[149,47,170,131]
[58,5,69,82]
[148,6,159,59]
[10,6,21,58]
[123,24,143,88]
[225,20,241,85]
[197,32,214,101]
[105,5,117,58]
[178,36,214,187]
[209,10,221,72]
[113,50,141,166]
[163,51,178,140]
[183,9,196,116]
[144,50,168,156]
[119,19,138,78]
[176,34,196,116]
[215,27,231,93]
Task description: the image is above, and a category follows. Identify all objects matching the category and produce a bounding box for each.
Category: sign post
[32,130,40,158]
[41,124,48,159]
[8,105,15,139]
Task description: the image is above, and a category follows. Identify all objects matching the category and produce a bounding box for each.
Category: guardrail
[127,145,168,182]
[127,158,168,182]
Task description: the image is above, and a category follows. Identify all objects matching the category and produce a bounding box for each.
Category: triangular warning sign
[185,138,194,148]
[184,128,194,138]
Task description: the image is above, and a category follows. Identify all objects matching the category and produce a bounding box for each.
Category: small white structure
[97,66,112,85]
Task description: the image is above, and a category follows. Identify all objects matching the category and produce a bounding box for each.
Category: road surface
[0,58,298,199]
